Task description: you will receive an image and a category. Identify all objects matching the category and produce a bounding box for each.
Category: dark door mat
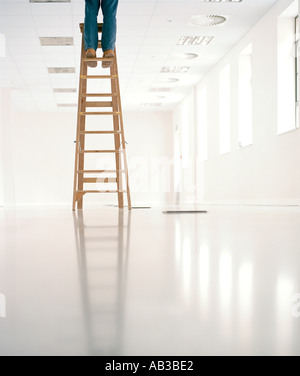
[163,210,208,214]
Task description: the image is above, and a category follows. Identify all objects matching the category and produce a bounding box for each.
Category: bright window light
[181,99,190,168]
[239,44,253,148]
[219,65,231,155]
[277,2,299,135]
[197,86,208,161]
[0,34,6,58]
[295,16,299,128]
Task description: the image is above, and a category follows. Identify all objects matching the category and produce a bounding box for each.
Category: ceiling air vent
[190,15,227,26]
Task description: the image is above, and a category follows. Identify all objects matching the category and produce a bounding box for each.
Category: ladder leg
[73,33,86,211]
[113,48,132,210]
[77,60,88,210]
[111,62,124,209]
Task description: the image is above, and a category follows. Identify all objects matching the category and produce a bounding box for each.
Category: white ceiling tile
[0,0,280,112]
[30,3,72,16]
[34,16,73,29]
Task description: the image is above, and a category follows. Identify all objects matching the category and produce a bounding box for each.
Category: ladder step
[78,190,127,194]
[78,150,124,154]
[78,170,126,174]
[82,93,117,97]
[80,131,121,135]
[83,178,117,183]
[81,75,118,80]
[83,101,113,108]
[80,112,120,116]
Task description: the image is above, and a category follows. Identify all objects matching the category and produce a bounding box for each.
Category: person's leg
[84,0,101,52]
[101,0,119,53]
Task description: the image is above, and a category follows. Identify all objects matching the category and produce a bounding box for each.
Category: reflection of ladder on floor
[73,210,131,356]
[73,23,131,211]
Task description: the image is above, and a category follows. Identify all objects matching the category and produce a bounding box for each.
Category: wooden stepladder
[73,23,131,211]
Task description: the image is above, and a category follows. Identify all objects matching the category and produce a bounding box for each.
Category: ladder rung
[78,190,127,194]
[81,75,118,80]
[83,101,113,108]
[83,178,117,183]
[78,150,124,154]
[78,170,126,174]
[80,131,121,134]
[80,112,120,116]
[82,93,117,97]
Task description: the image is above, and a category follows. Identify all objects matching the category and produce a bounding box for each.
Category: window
[219,65,231,155]
[238,44,253,147]
[295,16,299,128]
[197,86,208,161]
[277,1,299,134]
[181,98,190,169]
[0,34,6,58]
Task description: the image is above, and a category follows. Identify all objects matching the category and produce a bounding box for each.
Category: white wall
[2,110,173,207]
[0,88,15,207]
[174,0,300,206]
[124,111,174,206]
[173,91,198,204]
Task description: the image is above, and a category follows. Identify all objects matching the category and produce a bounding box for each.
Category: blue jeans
[84,0,119,52]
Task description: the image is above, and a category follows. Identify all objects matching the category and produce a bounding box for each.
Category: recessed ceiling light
[54,88,77,93]
[158,78,179,84]
[161,66,190,73]
[198,0,241,2]
[190,15,227,26]
[40,37,73,46]
[48,67,75,74]
[170,53,198,60]
[29,0,70,3]
[140,103,162,108]
[177,36,214,46]
[149,88,172,92]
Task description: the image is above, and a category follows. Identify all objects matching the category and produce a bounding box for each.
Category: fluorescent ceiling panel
[48,67,75,73]
[177,36,214,46]
[161,66,190,73]
[53,88,77,93]
[40,37,73,46]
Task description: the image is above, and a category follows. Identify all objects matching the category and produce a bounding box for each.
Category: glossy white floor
[0,205,299,356]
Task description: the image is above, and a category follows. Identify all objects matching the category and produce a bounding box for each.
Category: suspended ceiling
[0,0,279,112]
